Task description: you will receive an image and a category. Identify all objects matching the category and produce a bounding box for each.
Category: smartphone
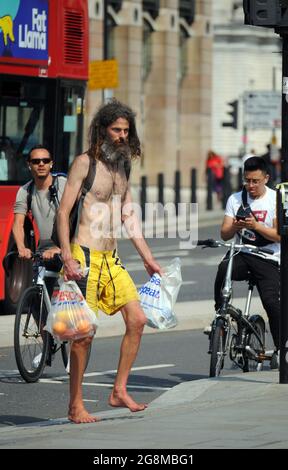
[236,215,246,221]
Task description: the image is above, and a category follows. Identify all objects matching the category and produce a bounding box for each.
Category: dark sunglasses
[30,158,52,165]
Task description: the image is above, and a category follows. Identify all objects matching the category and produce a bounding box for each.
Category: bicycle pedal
[45,353,55,367]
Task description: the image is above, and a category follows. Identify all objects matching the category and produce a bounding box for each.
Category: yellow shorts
[70,244,139,316]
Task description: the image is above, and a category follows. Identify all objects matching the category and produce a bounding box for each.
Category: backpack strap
[73,155,97,238]
[124,160,131,181]
[26,180,34,215]
[241,187,258,221]
[48,174,61,209]
[81,155,96,196]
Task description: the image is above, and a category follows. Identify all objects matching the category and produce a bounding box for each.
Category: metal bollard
[206,168,213,211]
[191,168,197,204]
[140,175,147,221]
[174,170,181,216]
[222,167,231,209]
[158,173,164,206]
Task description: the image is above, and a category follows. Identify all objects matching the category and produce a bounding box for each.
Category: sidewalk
[0,370,286,449]
[2,295,283,450]
[0,296,265,347]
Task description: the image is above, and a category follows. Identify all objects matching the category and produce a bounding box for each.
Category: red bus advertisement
[0,0,88,312]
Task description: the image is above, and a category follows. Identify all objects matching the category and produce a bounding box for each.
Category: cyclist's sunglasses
[30,158,52,165]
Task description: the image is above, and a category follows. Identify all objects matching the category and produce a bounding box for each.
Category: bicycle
[197,238,275,377]
[5,252,91,382]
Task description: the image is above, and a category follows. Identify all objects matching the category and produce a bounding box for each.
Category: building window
[142,19,153,81]
[179,26,189,83]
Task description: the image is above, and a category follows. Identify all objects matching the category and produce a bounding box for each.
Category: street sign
[88,59,119,90]
[243,91,281,129]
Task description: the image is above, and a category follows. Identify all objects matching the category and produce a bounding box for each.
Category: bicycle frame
[198,237,271,375]
[31,259,58,335]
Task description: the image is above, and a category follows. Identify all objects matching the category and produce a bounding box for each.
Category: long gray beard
[101,139,131,165]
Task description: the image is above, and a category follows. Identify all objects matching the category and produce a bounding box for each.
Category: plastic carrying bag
[45,278,99,342]
[139,257,182,330]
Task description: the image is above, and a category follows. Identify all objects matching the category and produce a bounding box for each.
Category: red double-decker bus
[0,0,88,312]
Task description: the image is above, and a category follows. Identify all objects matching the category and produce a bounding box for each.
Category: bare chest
[88,162,128,203]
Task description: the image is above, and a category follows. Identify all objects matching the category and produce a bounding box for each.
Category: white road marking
[136,280,196,288]
[127,250,190,260]
[83,399,99,403]
[38,379,171,391]
[126,255,222,271]
[0,370,22,379]
[82,383,171,391]
[39,363,175,384]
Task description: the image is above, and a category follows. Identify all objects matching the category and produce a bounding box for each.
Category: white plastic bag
[44,278,99,342]
[139,257,182,330]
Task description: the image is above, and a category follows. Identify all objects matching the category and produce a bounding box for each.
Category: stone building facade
[212,1,282,159]
[86,0,213,187]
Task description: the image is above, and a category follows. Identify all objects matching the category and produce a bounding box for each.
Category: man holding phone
[213,156,280,366]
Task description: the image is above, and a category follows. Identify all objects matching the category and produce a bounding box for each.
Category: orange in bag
[53,321,67,336]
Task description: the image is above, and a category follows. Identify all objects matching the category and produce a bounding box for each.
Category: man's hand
[144,258,163,278]
[18,248,32,259]
[233,217,257,231]
[63,258,83,281]
[42,246,61,260]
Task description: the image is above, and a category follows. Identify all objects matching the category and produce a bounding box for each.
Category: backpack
[26,173,62,216]
[236,187,271,247]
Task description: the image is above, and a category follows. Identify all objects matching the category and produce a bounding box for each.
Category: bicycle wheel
[243,318,265,372]
[210,319,227,377]
[14,286,49,382]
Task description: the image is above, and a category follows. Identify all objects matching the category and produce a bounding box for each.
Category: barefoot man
[57,99,162,423]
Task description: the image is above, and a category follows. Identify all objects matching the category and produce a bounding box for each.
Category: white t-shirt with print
[225,186,280,263]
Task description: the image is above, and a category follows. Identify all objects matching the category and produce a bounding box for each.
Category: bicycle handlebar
[197,239,274,255]
[2,251,62,275]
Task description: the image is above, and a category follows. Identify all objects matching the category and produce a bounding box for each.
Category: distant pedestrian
[206,150,224,201]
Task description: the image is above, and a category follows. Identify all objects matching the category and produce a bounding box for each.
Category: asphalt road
[0,223,264,426]
[0,329,209,426]
[118,223,248,302]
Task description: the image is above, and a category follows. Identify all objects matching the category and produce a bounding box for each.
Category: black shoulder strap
[72,156,96,239]
[81,155,96,197]
[241,186,258,221]
[241,186,248,207]
[26,180,34,213]
[48,174,60,208]
[125,162,131,181]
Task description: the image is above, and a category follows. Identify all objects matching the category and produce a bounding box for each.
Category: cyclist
[13,145,66,367]
[13,145,66,270]
[214,156,280,368]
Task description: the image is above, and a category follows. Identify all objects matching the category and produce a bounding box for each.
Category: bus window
[61,85,84,170]
[0,104,44,183]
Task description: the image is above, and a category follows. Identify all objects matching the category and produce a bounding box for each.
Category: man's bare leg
[68,336,99,423]
[109,301,147,412]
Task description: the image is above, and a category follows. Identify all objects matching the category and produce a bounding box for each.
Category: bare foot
[109,390,148,412]
[68,406,100,424]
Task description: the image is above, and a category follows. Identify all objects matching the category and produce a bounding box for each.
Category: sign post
[243,1,288,384]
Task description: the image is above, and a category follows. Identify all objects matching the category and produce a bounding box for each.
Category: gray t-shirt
[14,176,67,249]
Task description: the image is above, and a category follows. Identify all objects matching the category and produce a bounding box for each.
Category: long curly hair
[87,99,141,161]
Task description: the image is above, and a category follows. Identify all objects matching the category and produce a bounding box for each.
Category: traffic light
[222,100,238,129]
[243,0,288,28]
